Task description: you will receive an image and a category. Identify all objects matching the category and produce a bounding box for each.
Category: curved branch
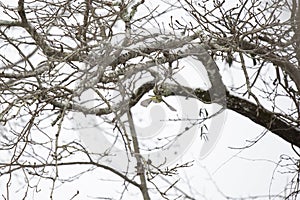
[226,94,300,148]
[62,79,300,148]
[0,161,140,188]
[146,83,300,148]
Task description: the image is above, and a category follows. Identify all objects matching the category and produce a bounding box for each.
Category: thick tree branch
[51,79,300,148]
[0,20,25,27]
[139,83,300,148]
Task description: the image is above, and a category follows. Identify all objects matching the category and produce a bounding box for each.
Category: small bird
[140,95,176,111]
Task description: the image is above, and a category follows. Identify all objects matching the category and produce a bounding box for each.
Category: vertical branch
[294,0,300,64]
[117,74,151,199]
[50,104,68,199]
[126,110,151,200]
[239,52,259,105]
[82,0,91,43]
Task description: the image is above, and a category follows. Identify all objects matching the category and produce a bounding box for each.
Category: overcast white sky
[0,0,298,199]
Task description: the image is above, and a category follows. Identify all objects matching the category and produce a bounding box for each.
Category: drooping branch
[49,78,300,148]
[226,94,300,148]
[135,82,300,148]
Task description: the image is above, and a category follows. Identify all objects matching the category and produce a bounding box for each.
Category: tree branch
[147,83,300,148]
[238,40,300,95]
[17,0,81,61]
[54,79,300,148]
[0,161,140,188]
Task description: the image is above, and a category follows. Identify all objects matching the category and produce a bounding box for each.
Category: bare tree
[0,0,299,199]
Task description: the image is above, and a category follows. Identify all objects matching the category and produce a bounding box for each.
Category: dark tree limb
[47,78,300,148]
[151,83,300,148]
[226,94,300,148]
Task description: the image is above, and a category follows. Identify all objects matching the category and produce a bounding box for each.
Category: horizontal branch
[0,161,140,188]
[0,20,25,27]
